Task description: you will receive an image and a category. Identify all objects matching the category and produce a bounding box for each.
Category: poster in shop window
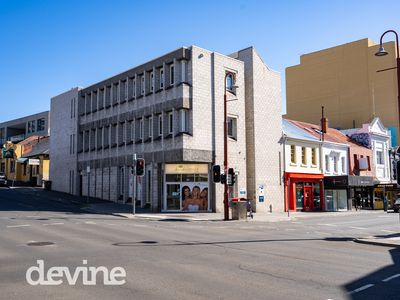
[181,183,209,212]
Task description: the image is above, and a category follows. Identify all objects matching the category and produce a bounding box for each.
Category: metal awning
[16,158,28,163]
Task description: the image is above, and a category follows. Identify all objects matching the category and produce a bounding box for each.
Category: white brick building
[50,46,283,213]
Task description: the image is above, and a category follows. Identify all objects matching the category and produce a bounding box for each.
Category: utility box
[231,200,247,220]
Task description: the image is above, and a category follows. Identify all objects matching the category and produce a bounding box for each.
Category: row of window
[82,61,187,115]
[27,118,46,133]
[290,145,318,166]
[77,110,189,153]
[325,155,346,174]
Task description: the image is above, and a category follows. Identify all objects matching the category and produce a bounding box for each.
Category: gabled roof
[282,119,320,142]
[287,119,370,150]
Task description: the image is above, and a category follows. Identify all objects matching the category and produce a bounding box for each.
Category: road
[0,187,399,300]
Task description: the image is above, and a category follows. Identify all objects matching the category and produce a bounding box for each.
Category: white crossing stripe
[42,223,64,226]
[85,221,96,224]
[347,284,374,295]
[7,224,31,228]
[349,226,367,230]
[318,224,337,227]
[381,229,397,234]
[382,274,400,282]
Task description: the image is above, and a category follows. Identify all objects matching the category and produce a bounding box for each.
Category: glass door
[166,184,181,210]
[304,186,313,211]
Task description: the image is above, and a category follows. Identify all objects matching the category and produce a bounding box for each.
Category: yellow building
[285,38,399,145]
[0,136,49,186]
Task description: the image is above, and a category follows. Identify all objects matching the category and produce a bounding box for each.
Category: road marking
[85,221,96,224]
[347,284,374,295]
[318,224,337,227]
[7,224,30,228]
[382,274,400,282]
[42,223,64,226]
[381,230,397,234]
[349,226,367,230]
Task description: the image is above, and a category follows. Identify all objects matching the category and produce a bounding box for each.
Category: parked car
[394,199,400,213]
[0,172,7,186]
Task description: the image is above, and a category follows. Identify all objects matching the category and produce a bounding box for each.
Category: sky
[0,0,399,122]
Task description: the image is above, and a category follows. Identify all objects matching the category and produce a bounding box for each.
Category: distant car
[394,199,400,213]
[0,172,7,186]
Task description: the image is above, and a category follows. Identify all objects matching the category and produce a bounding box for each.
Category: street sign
[259,196,264,203]
[28,159,40,166]
[239,188,246,196]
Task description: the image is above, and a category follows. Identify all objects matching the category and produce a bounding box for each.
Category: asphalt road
[0,187,399,300]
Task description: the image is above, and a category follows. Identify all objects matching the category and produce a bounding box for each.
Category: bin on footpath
[231,198,247,220]
[44,180,52,191]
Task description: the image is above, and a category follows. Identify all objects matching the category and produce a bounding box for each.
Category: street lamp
[375,30,400,140]
[223,72,238,221]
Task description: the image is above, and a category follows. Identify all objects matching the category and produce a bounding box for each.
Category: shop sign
[28,159,40,166]
[165,164,208,174]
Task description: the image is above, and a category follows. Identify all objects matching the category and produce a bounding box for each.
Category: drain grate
[27,241,55,246]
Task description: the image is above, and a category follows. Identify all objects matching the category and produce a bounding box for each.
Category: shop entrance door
[304,186,313,211]
[166,184,181,210]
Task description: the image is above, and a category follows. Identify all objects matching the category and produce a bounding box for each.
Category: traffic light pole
[223,74,229,221]
[133,153,137,215]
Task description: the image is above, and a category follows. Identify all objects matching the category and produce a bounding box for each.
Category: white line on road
[381,230,397,234]
[7,224,31,228]
[347,284,374,295]
[85,221,96,224]
[382,274,400,282]
[349,226,367,230]
[318,224,338,227]
[42,223,64,226]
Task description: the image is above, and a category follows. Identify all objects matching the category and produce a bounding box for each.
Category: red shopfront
[284,173,324,212]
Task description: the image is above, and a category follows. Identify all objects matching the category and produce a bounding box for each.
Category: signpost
[86,166,90,204]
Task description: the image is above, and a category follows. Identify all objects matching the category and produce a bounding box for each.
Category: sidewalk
[80,200,387,222]
[355,234,400,248]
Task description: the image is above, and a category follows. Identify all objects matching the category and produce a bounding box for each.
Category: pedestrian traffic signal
[212,165,221,182]
[228,168,235,186]
[136,158,145,176]
[220,173,226,184]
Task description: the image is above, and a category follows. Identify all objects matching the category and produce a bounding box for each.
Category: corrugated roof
[282,119,320,142]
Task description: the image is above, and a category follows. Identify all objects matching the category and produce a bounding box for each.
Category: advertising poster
[180,182,209,212]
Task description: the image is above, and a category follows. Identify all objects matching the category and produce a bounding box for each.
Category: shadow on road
[343,236,400,300]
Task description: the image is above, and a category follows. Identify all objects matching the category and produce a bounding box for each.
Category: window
[158,115,163,136]
[181,61,186,82]
[160,68,164,89]
[141,75,145,95]
[170,64,175,85]
[150,71,154,92]
[168,112,173,134]
[37,118,45,131]
[179,110,189,132]
[148,116,153,138]
[341,157,345,173]
[131,121,135,141]
[28,120,36,133]
[226,73,234,91]
[333,156,338,173]
[376,150,384,165]
[312,148,317,165]
[301,147,307,165]
[227,117,237,139]
[139,118,143,139]
[122,122,126,142]
[290,145,296,164]
[125,80,128,99]
[132,78,136,97]
[325,155,330,172]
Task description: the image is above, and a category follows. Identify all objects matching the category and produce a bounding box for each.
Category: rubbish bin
[231,199,247,220]
[44,180,52,191]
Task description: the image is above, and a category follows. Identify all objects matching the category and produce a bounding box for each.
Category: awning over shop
[16,158,28,163]
[324,175,374,188]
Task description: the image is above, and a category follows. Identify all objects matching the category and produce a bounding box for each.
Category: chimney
[321,106,328,134]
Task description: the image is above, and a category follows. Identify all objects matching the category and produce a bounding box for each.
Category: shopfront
[164,163,210,212]
[374,184,399,210]
[324,176,349,211]
[285,173,324,212]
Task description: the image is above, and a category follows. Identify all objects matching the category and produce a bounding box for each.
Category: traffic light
[228,168,235,186]
[220,173,226,184]
[212,165,221,182]
[397,160,400,185]
[136,158,145,176]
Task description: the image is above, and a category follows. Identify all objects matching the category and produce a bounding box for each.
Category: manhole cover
[27,241,55,246]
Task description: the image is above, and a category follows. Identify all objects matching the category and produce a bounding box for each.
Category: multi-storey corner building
[285,38,399,145]
[0,111,49,145]
[50,46,283,213]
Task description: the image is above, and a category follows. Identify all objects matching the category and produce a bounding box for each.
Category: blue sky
[0,0,399,122]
